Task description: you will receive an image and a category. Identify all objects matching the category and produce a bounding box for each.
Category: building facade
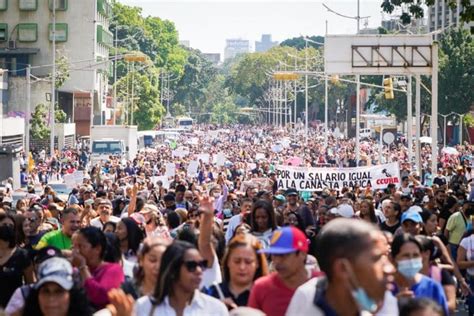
[427,0,474,34]
[0,0,113,137]
[202,53,220,65]
[255,34,278,52]
[224,38,249,61]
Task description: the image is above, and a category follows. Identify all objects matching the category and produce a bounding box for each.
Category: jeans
[468,275,474,315]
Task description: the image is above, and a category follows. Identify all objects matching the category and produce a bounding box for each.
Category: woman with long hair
[71,226,125,310]
[115,217,145,277]
[358,199,378,224]
[122,237,170,299]
[134,240,228,315]
[390,233,448,315]
[249,200,278,249]
[206,234,268,309]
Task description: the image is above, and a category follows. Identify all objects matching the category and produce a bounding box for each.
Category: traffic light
[383,77,394,100]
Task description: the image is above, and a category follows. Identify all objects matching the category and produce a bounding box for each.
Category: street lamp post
[50,0,56,156]
[439,113,449,148]
[451,112,464,145]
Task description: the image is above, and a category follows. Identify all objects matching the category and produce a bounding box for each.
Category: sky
[120,0,389,58]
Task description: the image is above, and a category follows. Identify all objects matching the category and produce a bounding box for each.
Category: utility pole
[407,76,413,166]
[113,26,117,125]
[131,62,134,125]
[50,0,56,156]
[26,65,31,175]
[304,39,308,143]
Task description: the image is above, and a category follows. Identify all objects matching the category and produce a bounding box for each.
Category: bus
[176,117,193,130]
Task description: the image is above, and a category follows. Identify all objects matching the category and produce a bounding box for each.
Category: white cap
[330,204,354,218]
[407,205,423,213]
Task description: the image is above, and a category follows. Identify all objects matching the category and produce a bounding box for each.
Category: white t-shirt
[460,235,474,275]
[286,278,398,316]
[200,253,222,289]
[90,216,120,230]
[225,214,243,244]
[133,291,228,316]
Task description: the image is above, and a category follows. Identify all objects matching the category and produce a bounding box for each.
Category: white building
[0,0,113,137]
[224,39,249,61]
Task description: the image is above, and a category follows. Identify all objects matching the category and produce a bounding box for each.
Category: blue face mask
[351,287,378,313]
[397,258,423,279]
[343,260,378,313]
[467,222,473,231]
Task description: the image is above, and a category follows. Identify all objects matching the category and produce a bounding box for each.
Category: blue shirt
[393,275,448,315]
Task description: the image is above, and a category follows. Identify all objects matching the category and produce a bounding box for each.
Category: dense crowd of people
[1,124,474,315]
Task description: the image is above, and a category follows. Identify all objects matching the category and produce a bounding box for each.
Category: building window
[17,23,37,42]
[96,24,113,47]
[19,0,37,10]
[0,24,7,41]
[48,23,67,42]
[49,0,67,11]
[0,0,7,11]
[97,0,111,17]
[471,26,474,35]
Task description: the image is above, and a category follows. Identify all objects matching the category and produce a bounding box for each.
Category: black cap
[401,192,412,200]
[32,246,64,265]
[285,188,298,196]
[163,194,175,202]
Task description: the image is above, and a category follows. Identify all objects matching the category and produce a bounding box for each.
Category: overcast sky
[119,0,389,57]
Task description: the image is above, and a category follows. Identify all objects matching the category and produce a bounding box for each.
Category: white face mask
[213,192,220,199]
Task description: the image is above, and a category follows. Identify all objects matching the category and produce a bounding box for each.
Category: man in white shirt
[90,198,120,230]
[286,219,396,316]
[224,198,253,243]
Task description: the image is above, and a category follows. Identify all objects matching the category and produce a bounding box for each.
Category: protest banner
[151,176,170,189]
[276,162,400,191]
[255,153,266,160]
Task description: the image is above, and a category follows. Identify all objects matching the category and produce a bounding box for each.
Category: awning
[0,48,40,56]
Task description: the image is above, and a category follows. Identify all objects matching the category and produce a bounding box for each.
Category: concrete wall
[7,77,51,115]
[1,117,24,137]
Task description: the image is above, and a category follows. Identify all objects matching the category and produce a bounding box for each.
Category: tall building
[427,0,474,34]
[0,0,113,136]
[224,39,249,61]
[255,34,278,52]
[202,53,221,65]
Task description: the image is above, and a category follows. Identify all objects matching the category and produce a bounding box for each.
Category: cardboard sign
[165,163,176,177]
[187,161,199,177]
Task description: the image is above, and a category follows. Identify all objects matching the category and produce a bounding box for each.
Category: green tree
[381,0,473,24]
[280,36,324,49]
[439,28,474,115]
[30,104,50,140]
[173,48,217,113]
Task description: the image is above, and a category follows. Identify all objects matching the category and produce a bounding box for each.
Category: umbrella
[442,147,459,155]
[285,156,303,166]
[420,136,432,143]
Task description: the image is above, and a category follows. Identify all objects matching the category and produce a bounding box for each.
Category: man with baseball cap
[90,198,120,230]
[285,188,315,231]
[248,226,321,316]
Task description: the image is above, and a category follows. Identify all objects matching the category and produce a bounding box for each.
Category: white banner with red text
[276,163,400,191]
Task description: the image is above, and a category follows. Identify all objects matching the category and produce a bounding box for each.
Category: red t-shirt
[247,271,321,316]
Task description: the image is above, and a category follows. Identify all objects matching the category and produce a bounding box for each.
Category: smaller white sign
[165,163,176,177]
[197,154,210,164]
[187,161,199,177]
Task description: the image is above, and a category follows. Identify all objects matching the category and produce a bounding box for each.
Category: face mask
[343,260,378,313]
[397,258,422,279]
[223,209,232,217]
[351,287,378,313]
[213,192,220,198]
[48,195,53,200]
[467,222,473,231]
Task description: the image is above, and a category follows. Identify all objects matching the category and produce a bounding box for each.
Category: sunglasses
[183,260,208,272]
